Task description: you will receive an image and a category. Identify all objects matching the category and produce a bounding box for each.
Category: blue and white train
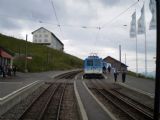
[83,55,104,78]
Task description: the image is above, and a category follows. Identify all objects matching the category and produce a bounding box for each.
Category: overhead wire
[49,0,64,38]
[86,0,101,54]
[101,0,139,29]
[39,20,100,29]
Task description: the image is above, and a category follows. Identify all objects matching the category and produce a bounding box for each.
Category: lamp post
[154,0,160,120]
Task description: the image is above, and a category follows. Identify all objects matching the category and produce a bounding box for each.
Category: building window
[43,30,46,33]
[39,39,41,42]
[34,34,37,37]
[39,34,42,37]
[44,39,48,42]
[44,34,48,38]
[34,39,37,42]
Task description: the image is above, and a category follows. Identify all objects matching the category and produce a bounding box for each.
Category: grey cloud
[99,0,120,6]
[0,17,22,30]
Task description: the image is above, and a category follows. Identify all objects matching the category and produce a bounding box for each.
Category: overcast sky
[0,0,156,73]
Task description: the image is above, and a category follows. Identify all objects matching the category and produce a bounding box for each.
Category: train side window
[87,60,93,66]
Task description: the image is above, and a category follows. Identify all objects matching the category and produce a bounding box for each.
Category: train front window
[87,60,93,66]
[94,60,101,66]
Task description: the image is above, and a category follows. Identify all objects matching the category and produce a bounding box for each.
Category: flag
[130,12,136,38]
[149,0,156,30]
[138,4,145,34]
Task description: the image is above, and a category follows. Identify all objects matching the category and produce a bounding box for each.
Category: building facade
[103,56,128,71]
[32,27,64,51]
[0,47,13,67]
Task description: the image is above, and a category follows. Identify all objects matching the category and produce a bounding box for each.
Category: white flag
[130,12,136,38]
[149,0,156,30]
[138,5,145,34]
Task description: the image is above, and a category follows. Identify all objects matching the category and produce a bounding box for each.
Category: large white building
[32,27,64,51]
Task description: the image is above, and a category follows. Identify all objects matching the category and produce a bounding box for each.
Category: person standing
[108,66,111,73]
[122,70,126,83]
[103,66,106,74]
[0,65,2,76]
[113,68,118,82]
[2,65,6,78]
[12,65,17,76]
[7,65,12,76]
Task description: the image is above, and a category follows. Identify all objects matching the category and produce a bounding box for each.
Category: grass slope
[0,34,82,72]
[127,71,154,80]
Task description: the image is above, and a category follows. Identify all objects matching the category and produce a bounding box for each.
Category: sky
[0,0,156,74]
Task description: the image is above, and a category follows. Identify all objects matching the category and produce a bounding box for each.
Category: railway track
[18,83,61,120]
[38,83,67,120]
[89,80,154,120]
[17,71,80,120]
[54,70,81,79]
[0,71,80,120]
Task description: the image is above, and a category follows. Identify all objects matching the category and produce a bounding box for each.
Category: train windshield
[87,60,93,66]
[94,60,101,66]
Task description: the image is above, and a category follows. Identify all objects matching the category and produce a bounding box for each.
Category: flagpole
[130,11,138,75]
[135,10,138,75]
[144,2,147,76]
[136,29,138,75]
[144,29,147,76]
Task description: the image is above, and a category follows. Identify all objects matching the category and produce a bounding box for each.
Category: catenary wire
[101,1,139,29]
[49,0,64,38]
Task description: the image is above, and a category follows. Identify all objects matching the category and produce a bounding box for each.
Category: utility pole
[125,53,126,65]
[119,45,121,71]
[119,45,121,62]
[154,0,160,120]
[24,34,28,72]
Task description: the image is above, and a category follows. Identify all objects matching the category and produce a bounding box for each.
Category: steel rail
[91,80,153,120]
[96,80,153,119]
[54,71,81,79]
[103,89,153,120]
[37,83,62,120]
[56,82,67,120]
[112,89,153,115]
[18,71,78,120]
[18,83,54,120]
[95,88,137,120]
[90,81,137,120]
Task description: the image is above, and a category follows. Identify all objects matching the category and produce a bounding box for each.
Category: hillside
[0,34,83,72]
[127,70,155,80]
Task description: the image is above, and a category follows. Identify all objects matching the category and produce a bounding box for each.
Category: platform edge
[74,81,88,120]
[82,81,117,120]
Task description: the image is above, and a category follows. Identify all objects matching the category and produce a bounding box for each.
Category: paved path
[104,72,155,94]
[0,70,70,98]
[76,80,112,120]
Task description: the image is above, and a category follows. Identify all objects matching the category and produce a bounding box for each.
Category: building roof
[0,46,14,59]
[103,56,128,67]
[32,27,64,46]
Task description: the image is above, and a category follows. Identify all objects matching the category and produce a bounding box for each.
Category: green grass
[127,71,155,80]
[0,34,83,72]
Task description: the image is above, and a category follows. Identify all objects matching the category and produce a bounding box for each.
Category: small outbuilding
[103,56,128,71]
[0,46,14,67]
